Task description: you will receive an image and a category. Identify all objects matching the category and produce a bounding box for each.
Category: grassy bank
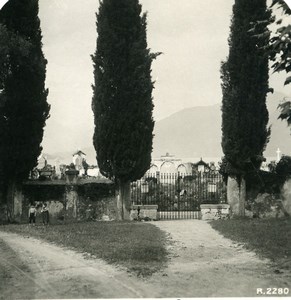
[210,218,291,268]
[0,221,168,277]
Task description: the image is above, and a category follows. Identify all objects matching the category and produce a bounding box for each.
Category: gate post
[156,171,160,183]
[156,171,160,219]
[178,172,180,219]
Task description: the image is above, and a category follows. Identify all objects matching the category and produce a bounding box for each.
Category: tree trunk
[4,180,23,223]
[227,176,246,217]
[117,180,131,221]
[6,180,17,223]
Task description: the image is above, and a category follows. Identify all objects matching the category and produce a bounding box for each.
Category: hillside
[152,91,291,159]
[152,104,222,158]
[46,91,291,164]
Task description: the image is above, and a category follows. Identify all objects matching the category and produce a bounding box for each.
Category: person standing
[28,204,37,225]
[41,203,49,225]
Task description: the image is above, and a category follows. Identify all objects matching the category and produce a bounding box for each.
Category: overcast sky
[1,0,291,154]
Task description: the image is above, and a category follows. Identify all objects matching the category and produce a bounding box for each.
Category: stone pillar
[227,176,245,217]
[65,169,79,185]
[65,170,79,219]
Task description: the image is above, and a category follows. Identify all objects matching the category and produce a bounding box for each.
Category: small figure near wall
[28,204,37,225]
[41,203,49,225]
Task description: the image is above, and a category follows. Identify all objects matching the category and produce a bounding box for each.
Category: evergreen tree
[221,0,271,215]
[0,0,50,211]
[92,0,158,220]
[0,24,31,82]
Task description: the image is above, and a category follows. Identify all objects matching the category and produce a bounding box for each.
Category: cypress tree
[0,0,50,213]
[0,24,30,82]
[221,0,271,215]
[92,0,158,220]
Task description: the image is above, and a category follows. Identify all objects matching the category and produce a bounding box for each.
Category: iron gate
[131,171,227,220]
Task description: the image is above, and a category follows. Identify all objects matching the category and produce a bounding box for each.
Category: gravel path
[0,230,150,299]
[148,220,291,297]
[0,220,290,298]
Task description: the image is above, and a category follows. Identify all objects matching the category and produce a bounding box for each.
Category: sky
[1,0,291,155]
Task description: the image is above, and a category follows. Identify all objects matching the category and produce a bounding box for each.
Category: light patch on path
[0,220,291,298]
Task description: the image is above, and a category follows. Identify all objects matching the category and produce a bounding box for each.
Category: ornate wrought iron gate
[131,171,227,220]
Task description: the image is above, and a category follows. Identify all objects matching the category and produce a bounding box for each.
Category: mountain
[152,91,291,159]
[46,91,291,165]
[153,104,222,158]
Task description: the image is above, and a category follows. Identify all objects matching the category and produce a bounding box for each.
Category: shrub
[276,155,291,178]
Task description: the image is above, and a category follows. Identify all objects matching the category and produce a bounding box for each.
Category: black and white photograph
[0,0,291,298]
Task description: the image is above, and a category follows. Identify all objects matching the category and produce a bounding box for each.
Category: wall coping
[131,205,158,210]
[79,178,113,185]
[200,204,230,209]
[24,178,113,186]
[24,180,66,186]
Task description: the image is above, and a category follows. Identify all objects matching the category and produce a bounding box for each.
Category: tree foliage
[0,0,50,191]
[221,0,271,177]
[92,0,158,183]
[275,155,291,177]
[267,1,291,124]
[0,24,31,88]
[269,0,291,83]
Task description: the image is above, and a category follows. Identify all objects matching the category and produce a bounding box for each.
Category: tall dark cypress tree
[0,0,50,213]
[92,0,158,220]
[0,24,31,83]
[221,0,271,215]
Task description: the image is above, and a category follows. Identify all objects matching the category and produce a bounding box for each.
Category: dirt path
[0,220,290,298]
[149,220,291,297]
[0,230,151,299]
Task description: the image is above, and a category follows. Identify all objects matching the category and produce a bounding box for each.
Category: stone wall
[280,179,291,216]
[226,176,291,219]
[1,174,117,224]
[77,182,116,221]
[22,182,66,223]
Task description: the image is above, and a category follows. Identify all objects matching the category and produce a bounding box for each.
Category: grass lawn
[0,221,168,277]
[210,218,291,268]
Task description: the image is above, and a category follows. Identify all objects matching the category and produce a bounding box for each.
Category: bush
[245,170,284,197]
[244,170,284,217]
[276,155,291,178]
[145,177,157,184]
